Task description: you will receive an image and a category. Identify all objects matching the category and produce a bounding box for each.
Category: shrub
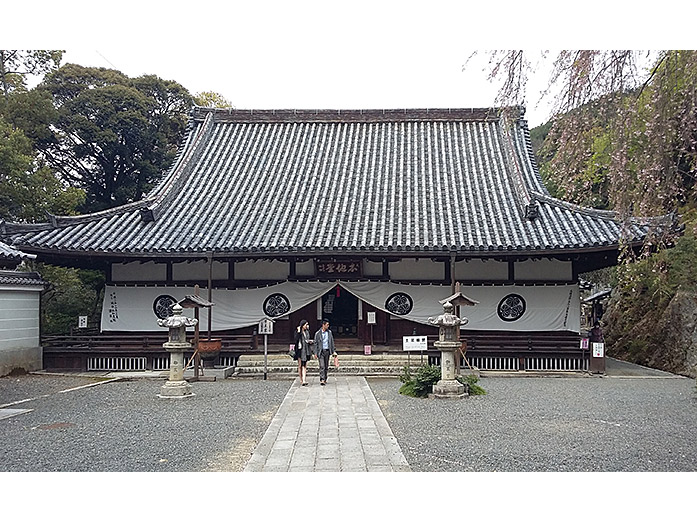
[457,374,486,395]
[398,364,441,397]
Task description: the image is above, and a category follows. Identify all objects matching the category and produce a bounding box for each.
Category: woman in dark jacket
[293,319,314,386]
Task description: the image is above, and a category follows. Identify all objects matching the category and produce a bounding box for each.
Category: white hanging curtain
[101,281,579,333]
[101,282,335,332]
[340,282,580,332]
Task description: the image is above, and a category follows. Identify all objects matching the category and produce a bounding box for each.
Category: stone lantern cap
[439,287,479,308]
[178,295,214,309]
[427,301,467,328]
[157,303,199,328]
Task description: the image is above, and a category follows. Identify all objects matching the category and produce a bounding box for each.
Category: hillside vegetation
[530,51,697,377]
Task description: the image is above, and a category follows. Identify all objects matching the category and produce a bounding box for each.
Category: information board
[592,342,605,358]
[258,318,274,335]
[403,335,428,351]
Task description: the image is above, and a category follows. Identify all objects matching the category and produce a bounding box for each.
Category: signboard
[364,345,372,355]
[592,342,605,358]
[258,318,274,335]
[367,312,376,325]
[78,316,88,328]
[316,260,361,277]
[403,335,428,352]
[580,338,589,349]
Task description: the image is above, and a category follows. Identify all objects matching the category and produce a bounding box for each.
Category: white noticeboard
[78,316,88,328]
[367,312,376,325]
[258,318,274,335]
[592,342,605,358]
[403,335,428,352]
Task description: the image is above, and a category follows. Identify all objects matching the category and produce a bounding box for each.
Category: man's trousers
[318,350,331,382]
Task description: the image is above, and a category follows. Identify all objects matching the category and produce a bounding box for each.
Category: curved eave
[13,241,639,262]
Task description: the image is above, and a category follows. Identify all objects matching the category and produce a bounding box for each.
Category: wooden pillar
[207,251,213,339]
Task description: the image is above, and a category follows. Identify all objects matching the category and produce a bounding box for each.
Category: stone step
[232,353,430,377]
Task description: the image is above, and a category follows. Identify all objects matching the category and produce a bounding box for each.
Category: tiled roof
[2,107,657,258]
[0,270,46,287]
[0,240,35,261]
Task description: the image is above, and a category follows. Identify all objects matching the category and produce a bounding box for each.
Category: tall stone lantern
[157,303,198,398]
[428,301,467,399]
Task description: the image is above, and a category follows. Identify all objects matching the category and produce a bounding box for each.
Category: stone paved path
[244,375,411,472]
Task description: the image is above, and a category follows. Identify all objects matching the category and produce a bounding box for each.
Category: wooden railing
[40,329,585,372]
[42,332,258,351]
[426,330,587,372]
[41,332,259,371]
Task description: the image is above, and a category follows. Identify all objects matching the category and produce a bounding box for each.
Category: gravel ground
[3,371,697,473]
[367,376,697,472]
[0,373,106,406]
[0,374,291,472]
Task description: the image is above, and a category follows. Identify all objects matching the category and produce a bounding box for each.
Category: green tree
[482,50,694,224]
[0,114,84,222]
[0,50,63,96]
[483,50,697,375]
[31,64,194,212]
[0,50,85,223]
[194,90,234,108]
[39,264,105,335]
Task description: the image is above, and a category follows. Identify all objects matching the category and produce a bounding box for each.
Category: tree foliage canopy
[485,50,696,229]
[24,64,195,212]
[194,90,234,108]
[0,50,63,96]
[0,51,84,223]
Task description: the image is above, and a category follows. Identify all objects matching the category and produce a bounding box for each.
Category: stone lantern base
[431,343,467,399]
[431,379,467,399]
[158,345,194,399]
[158,379,194,398]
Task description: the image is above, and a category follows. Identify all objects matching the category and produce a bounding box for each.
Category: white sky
[5,1,689,128]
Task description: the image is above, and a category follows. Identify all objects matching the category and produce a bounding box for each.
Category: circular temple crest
[153,295,177,320]
[385,292,414,315]
[497,294,526,322]
[263,293,291,317]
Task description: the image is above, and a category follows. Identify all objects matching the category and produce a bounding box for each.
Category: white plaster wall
[362,260,383,277]
[454,259,509,281]
[515,258,573,281]
[234,260,290,280]
[389,259,445,280]
[172,260,228,281]
[111,261,167,282]
[0,288,42,376]
[0,289,40,350]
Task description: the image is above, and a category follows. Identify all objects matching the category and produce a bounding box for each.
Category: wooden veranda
[40,330,586,373]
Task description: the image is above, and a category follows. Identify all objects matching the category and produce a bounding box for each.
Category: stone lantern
[157,303,198,398]
[428,301,467,399]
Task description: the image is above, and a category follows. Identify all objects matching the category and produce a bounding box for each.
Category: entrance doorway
[321,286,357,338]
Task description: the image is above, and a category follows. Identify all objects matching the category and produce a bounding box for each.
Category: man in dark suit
[313,319,337,385]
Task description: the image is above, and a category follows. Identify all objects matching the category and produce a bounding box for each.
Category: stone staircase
[232,352,432,378]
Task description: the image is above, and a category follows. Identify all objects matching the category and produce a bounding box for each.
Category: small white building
[0,241,45,376]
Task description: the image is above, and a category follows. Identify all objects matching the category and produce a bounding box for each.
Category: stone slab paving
[244,375,411,472]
